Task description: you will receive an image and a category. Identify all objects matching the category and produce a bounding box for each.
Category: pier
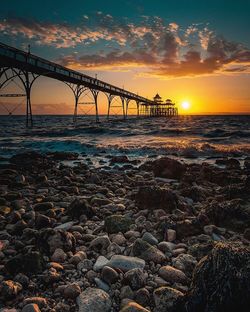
[0,42,178,126]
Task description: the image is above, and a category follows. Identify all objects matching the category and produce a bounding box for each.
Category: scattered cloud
[1,13,250,78]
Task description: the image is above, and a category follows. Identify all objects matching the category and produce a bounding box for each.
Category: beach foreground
[0,151,249,311]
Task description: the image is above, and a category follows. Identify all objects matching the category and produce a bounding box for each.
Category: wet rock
[124,268,146,290]
[94,277,110,292]
[159,266,188,284]
[110,155,129,164]
[22,304,41,312]
[142,232,158,245]
[120,301,150,312]
[132,238,166,263]
[136,186,178,211]
[183,242,250,312]
[5,251,45,275]
[172,254,197,277]
[77,287,112,312]
[54,221,74,231]
[135,288,150,306]
[153,286,184,312]
[69,251,87,265]
[176,219,202,239]
[152,157,186,179]
[67,198,95,219]
[33,202,54,211]
[89,235,111,253]
[51,248,67,263]
[107,255,145,272]
[38,229,76,255]
[63,283,81,299]
[35,214,52,229]
[101,266,119,285]
[105,215,132,234]
[94,256,109,271]
[0,280,22,300]
[120,285,134,299]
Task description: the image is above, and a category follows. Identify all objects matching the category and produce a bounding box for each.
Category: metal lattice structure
[0,42,177,126]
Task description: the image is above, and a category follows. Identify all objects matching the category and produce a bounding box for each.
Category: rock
[135,186,178,211]
[120,285,134,299]
[124,268,146,290]
[158,241,176,253]
[101,266,119,285]
[23,297,47,308]
[94,277,110,292]
[188,242,214,261]
[135,288,150,306]
[14,273,29,288]
[22,304,41,312]
[153,286,184,312]
[176,219,202,239]
[33,202,54,211]
[104,215,132,234]
[142,232,158,245]
[183,242,250,312]
[172,254,197,277]
[0,280,22,300]
[120,301,150,312]
[107,255,145,272]
[77,288,111,312]
[152,157,186,179]
[159,266,188,284]
[90,236,111,253]
[38,229,76,255]
[51,248,67,263]
[54,221,74,231]
[5,252,44,275]
[69,251,87,265]
[132,239,166,263]
[78,259,93,271]
[110,155,129,164]
[63,283,81,299]
[166,229,176,242]
[35,214,52,229]
[67,198,95,219]
[94,256,109,271]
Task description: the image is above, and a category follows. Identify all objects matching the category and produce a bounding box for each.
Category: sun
[181,101,190,110]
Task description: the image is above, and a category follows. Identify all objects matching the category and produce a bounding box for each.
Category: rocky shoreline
[0,151,249,311]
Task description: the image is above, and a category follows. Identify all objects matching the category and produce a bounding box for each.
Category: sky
[0,0,250,115]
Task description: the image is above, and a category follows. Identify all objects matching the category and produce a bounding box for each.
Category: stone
[77,288,112,312]
[54,221,74,231]
[93,256,109,271]
[158,241,176,253]
[176,219,202,239]
[120,285,134,299]
[89,236,111,253]
[136,186,178,211]
[14,273,29,288]
[158,266,188,284]
[142,232,158,245]
[104,215,132,234]
[172,254,197,277]
[33,202,54,211]
[63,283,81,299]
[35,214,51,229]
[23,297,47,308]
[166,229,176,242]
[132,239,166,263]
[0,280,22,300]
[184,242,250,312]
[135,288,150,306]
[69,251,87,265]
[94,277,110,292]
[51,248,67,263]
[101,266,119,285]
[124,268,146,290]
[107,255,145,272]
[67,198,95,219]
[153,286,184,312]
[5,252,44,275]
[152,157,186,179]
[78,259,93,271]
[120,301,150,312]
[22,304,41,312]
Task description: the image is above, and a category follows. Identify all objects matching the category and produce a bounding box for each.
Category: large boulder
[135,186,178,211]
[152,157,186,180]
[183,242,250,312]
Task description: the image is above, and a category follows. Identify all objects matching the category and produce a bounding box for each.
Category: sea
[0,115,249,167]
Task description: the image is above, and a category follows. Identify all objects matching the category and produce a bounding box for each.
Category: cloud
[1,14,250,78]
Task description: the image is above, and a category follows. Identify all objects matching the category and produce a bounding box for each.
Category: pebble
[132,239,166,263]
[51,248,67,263]
[63,283,81,299]
[94,277,110,292]
[153,286,184,312]
[107,255,145,272]
[77,288,112,312]
[101,266,119,285]
[158,265,188,284]
[124,268,146,290]
[142,232,158,245]
[22,304,41,312]
[166,229,176,242]
[93,256,109,271]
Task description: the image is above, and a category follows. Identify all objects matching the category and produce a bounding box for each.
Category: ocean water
[0,115,249,166]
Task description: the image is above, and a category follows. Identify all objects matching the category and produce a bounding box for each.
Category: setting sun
[181,101,191,110]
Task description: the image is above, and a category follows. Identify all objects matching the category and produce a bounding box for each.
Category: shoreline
[0,151,249,311]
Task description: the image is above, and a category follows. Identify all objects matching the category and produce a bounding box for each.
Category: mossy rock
[105,215,132,234]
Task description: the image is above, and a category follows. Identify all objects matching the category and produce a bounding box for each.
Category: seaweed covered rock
[183,242,250,312]
[152,157,186,180]
[135,186,178,211]
[198,199,250,231]
[37,229,76,255]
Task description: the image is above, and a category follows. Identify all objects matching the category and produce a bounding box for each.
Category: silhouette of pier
[0,42,178,126]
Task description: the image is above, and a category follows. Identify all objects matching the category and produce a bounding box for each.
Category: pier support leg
[90,89,99,123]
[136,101,140,117]
[125,98,130,119]
[120,97,126,120]
[106,94,115,120]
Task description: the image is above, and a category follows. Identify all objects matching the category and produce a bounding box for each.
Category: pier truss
[0,42,157,126]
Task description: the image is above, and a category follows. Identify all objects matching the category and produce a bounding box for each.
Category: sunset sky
[0,0,250,115]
